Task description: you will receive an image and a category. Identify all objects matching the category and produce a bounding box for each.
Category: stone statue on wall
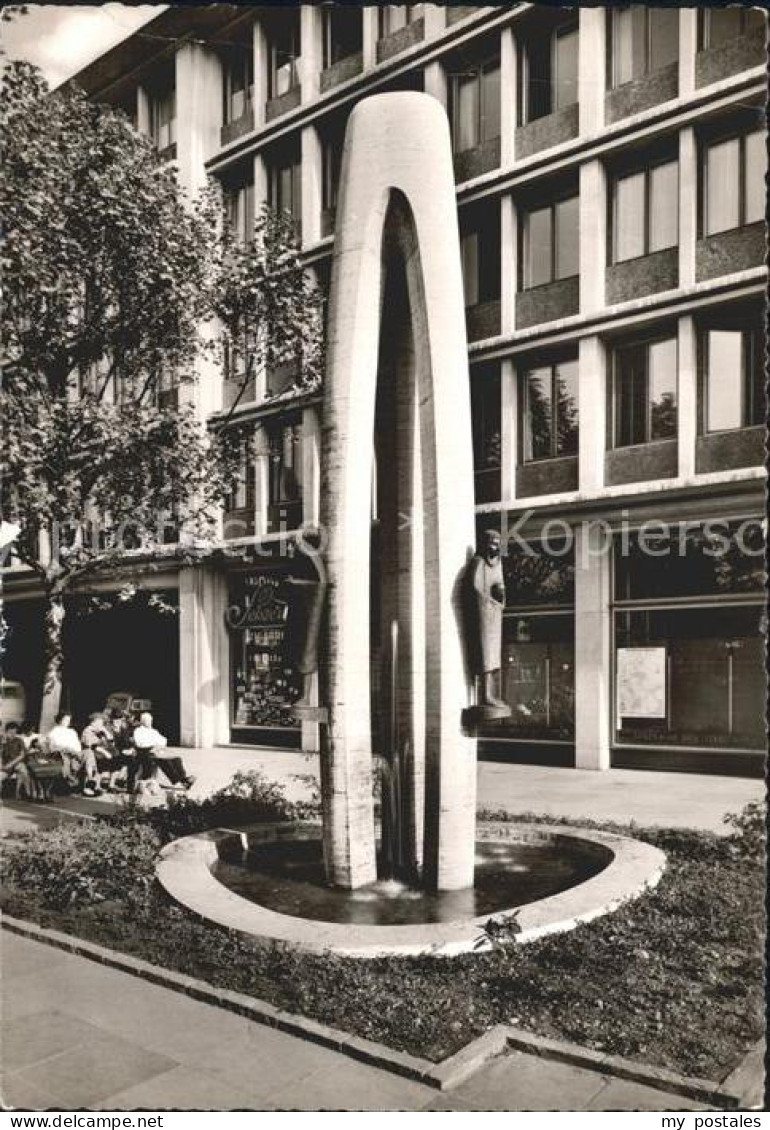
[464,528,511,722]
[281,529,327,719]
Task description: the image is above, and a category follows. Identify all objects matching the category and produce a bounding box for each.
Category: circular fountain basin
[157,822,666,958]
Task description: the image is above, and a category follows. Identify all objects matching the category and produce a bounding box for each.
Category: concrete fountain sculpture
[157,92,666,955]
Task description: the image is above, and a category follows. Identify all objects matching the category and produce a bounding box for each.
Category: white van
[0,680,26,726]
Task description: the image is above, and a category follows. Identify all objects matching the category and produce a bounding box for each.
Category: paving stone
[265,1058,436,1112]
[449,1050,608,1111]
[2,1071,61,1111]
[1,1011,104,1071]
[96,1064,278,1112]
[586,1077,712,1111]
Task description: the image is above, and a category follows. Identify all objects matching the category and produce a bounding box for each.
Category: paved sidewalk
[1,745,762,840]
[1,932,709,1112]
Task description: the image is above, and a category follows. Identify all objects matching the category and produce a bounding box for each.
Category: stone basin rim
[156,822,667,958]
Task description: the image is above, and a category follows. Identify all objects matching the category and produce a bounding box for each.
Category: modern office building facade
[4,4,766,775]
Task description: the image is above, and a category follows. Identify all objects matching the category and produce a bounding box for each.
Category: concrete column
[679,8,699,98]
[302,405,321,528]
[500,194,517,334]
[362,7,379,70]
[578,335,607,494]
[175,43,222,195]
[574,523,611,771]
[253,16,269,127]
[578,7,606,136]
[301,124,322,247]
[254,446,269,539]
[677,315,697,481]
[500,25,517,168]
[580,159,607,314]
[254,151,268,211]
[423,60,447,108]
[422,4,446,39]
[300,5,323,103]
[678,126,697,289]
[136,84,151,136]
[500,358,518,504]
[179,566,230,748]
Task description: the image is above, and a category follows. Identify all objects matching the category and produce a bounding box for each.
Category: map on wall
[616,647,667,719]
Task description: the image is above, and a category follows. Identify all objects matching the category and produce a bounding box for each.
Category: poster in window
[616,646,667,719]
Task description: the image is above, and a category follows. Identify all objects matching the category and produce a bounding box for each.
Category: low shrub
[723,800,766,860]
[1,820,160,910]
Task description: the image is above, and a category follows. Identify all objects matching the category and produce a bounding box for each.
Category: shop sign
[225,574,286,631]
[616,646,667,719]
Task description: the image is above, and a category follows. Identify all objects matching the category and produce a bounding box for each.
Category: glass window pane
[615,171,645,261]
[649,161,678,252]
[481,61,501,141]
[706,330,744,432]
[525,207,553,287]
[525,367,553,460]
[649,6,679,70]
[526,37,551,121]
[744,130,767,226]
[745,9,766,35]
[706,138,740,235]
[705,8,744,47]
[460,230,479,307]
[648,337,677,439]
[748,323,766,426]
[615,345,646,446]
[613,6,646,86]
[555,196,579,279]
[554,27,578,110]
[455,73,479,152]
[555,360,579,455]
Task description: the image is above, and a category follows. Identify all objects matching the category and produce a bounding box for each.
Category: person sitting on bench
[1,722,35,800]
[130,712,195,792]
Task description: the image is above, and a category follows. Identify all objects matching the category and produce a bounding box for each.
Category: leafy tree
[1,61,324,727]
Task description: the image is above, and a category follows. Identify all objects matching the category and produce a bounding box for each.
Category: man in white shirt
[47,712,102,796]
[131,712,194,792]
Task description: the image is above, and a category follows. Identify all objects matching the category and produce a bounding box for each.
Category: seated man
[131,712,194,792]
[48,712,101,797]
[1,722,35,800]
[81,712,126,792]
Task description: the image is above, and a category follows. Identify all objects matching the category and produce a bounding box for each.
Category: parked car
[0,680,26,726]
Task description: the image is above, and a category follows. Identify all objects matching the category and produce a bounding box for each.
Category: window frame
[611,332,679,448]
[323,7,363,69]
[702,128,765,238]
[522,193,580,290]
[269,151,302,232]
[700,7,765,50]
[700,315,765,435]
[609,5,679,89]
[267,11,301,99]
[521,357,580,463]
[222,44,254,125]
[450,53,501,154]
[611,158,679,264]
[149,81,176,153]
[519,19,579,125]
[378,5,415,39]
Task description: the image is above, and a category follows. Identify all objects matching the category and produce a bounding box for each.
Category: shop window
[268,147,302,235]
[610,6,679,88]
[450,55,500,154]
[700,8,765,49]
[460,207,500,307]
[522,195,579,288]
[267,10,301,98]
[265,417,304,533]
[612,160,678,263]
[148,67,176,157]
[502,614,575,740]
[701,313,765,433]
[519,20,578,123]
[222,41,254,125]
[612,334,677,447]
[224,173,255,246]
[323,7,363,69]
[471,365,501,504]
[522,359,578,462]
[703,128,766,237]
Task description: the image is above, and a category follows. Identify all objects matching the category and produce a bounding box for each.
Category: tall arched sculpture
[320,93,477,891]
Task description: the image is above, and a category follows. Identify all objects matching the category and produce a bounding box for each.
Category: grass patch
[1,781,764,1081]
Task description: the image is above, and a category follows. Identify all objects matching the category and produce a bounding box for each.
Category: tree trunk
[38,593,66,733]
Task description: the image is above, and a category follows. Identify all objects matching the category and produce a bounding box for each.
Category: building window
[703,129,766,236]
[613,335,677,447]
[379,5,420,38]
[321,118,346,216]
[269,150,302,233]
[224,174,255,245]
[610,6,679,88]
[471,365,501,504]
[701,312,765,433]
[522,195,579,288]
[149,70,176,154]
[224,435,256,537]
[450,55,500,154]
[222,43,254,124]
[267,10,301,98]
[520,21,578,123]
[460,207,500,307]
[701,7,765,49]
[266,418,304,533]
[323,7,363,68]
[522,359,578,462]
[612,160,678,262]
